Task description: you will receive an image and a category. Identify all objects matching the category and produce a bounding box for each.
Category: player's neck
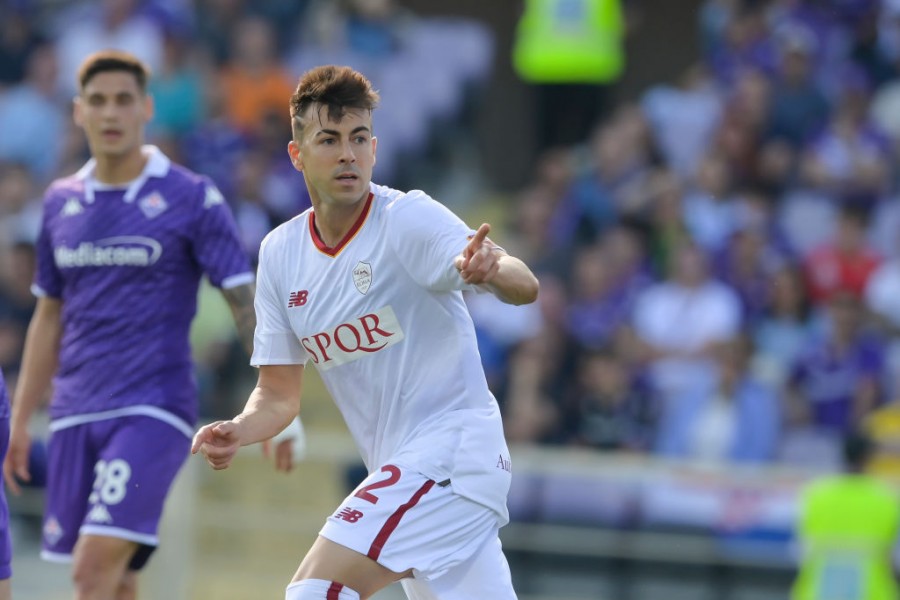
[92,147,149,185]
[311,197,367,247]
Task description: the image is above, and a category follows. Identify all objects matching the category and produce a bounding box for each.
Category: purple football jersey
[33,147,253,426]
[0,370,8,420]
[0,372,10,578]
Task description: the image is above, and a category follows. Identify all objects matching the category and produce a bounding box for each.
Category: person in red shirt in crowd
[802,203,881,305]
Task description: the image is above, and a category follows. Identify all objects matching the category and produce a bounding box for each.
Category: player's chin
[332,182,365,198]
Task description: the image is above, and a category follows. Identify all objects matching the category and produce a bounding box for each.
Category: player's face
[288,105,377,206]
[74,71,152,159]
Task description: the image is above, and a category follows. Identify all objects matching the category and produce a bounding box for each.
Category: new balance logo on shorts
[336,508,364,523]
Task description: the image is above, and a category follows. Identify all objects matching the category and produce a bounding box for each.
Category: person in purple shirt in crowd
[788,291,886,435]
[0,372,11,600]
[0,50,258,600]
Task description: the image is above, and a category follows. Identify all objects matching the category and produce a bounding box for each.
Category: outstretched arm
[192,364,303,471]
[221,282,256,357]
[4,297,62,494]
[455,223,540,306]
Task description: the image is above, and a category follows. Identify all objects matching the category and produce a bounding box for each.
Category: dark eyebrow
[315,126,372,138]
[84,90,137,101]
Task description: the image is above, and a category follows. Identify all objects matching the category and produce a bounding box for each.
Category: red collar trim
[308,193,374,257]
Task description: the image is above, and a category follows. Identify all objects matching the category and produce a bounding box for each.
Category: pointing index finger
[468,223,491,250]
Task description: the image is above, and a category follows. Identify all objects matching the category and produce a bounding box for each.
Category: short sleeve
[250,235,307,366]
[385,191,480,292]
[191,179,254,289]
[32,193,62,299]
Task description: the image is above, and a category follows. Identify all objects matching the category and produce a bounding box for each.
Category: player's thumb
[6,451,29,494]
[212,420,239,441]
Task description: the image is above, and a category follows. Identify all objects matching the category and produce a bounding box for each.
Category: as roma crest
[352,261,372,295]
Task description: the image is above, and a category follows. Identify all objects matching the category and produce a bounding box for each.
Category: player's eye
[87,96,105,107]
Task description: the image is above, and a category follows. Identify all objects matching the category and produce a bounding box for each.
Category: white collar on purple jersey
[74,145,171,204]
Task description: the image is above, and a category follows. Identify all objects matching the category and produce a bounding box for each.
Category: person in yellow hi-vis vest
[512,0,625,151]
[792,431,899,600]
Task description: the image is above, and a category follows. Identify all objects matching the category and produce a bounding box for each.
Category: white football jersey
[252,183,512,522]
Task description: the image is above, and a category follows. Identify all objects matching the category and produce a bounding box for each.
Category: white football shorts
[319,463,517,599]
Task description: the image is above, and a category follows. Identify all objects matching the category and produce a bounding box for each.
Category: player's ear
[143,93,155,123]
[72,96,84,127]
[288,140,303,171]
[371,136,377,167]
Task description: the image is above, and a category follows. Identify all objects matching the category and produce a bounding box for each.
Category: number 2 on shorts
[354,464,401,504]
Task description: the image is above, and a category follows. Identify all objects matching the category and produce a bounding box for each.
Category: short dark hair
[77,50,150,94]
[289,65,380,141]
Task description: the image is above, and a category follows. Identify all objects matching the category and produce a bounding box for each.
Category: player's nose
[338,140,356,163]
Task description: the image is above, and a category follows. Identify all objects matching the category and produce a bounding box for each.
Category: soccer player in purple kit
[1,50,257,600]
[0,372,11,600]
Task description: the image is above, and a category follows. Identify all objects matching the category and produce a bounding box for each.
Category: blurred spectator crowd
[483,0,900,475]
[6,0,900,475]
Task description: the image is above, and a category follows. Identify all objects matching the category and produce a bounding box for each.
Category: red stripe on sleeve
[367,480,436,561]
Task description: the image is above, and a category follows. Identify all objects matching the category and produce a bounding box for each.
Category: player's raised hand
[455,223,502,285]
[192,420,242,470]
[3,426,31,495]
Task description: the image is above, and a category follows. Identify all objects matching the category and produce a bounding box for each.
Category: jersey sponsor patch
[301,305,405,371]
[53,236,163,268]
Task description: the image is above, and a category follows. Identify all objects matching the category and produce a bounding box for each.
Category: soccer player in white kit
[192,65,539,599]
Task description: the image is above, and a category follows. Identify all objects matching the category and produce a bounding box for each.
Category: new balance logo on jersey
[335,508,364,523]
[301,306,405,371]
[288,290,308,307]
[60,197,83,217]
[87,503,113,524]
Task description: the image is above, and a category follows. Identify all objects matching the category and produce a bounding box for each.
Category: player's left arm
[221,282,256,356]
[455,223,539,305]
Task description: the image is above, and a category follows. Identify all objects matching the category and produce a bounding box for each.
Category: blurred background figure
[655,335,781,464]
[791,431,899,600]
[512,0,627,152]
